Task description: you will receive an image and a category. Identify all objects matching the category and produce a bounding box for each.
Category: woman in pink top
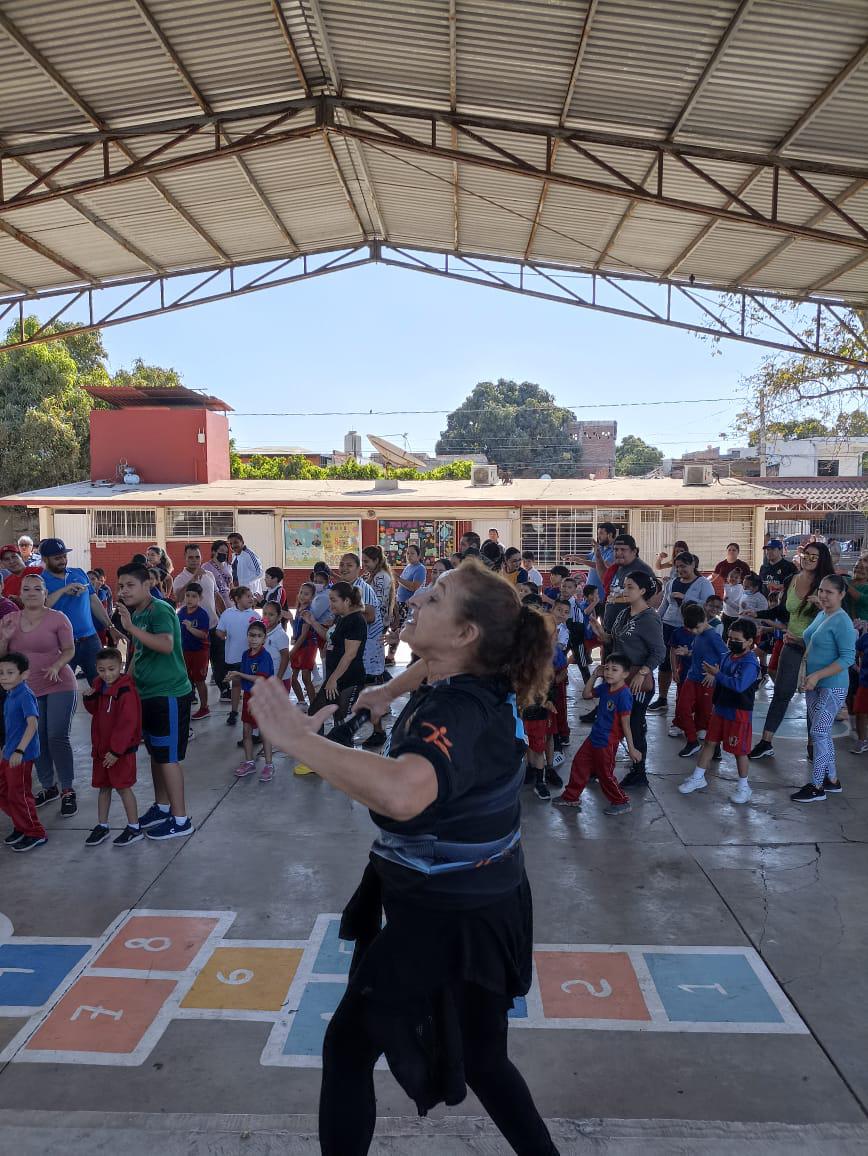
[0,573,77,814]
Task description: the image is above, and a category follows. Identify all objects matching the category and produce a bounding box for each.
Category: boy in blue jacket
[678,618,760,805]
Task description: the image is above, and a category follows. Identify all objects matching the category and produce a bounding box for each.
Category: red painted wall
[90,407,230,484]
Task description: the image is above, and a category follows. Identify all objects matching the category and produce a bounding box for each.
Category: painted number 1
[677,983,728,996]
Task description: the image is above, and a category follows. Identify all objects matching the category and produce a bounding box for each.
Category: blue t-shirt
[858,632,868,687]
[240,646,274,685]
[589,683,633,748]
[686,627,729,683]
[671,626,694,684]
[41,567,96,639]
[178,605,210,653]
[396,561,427,604]
[585,545,614,593]
[3,681,40,762]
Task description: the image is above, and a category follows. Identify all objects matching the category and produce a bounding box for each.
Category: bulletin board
[378,519,455,565]
[282,518,361,569]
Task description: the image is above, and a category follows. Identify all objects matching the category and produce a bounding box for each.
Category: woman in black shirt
[252,561,559,1155]
[304,581,368,723]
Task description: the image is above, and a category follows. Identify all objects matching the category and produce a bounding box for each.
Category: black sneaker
[678,740,703,758]
[12,834,47,852]
[749,740,774,760]
[34,785,60,808]
[85,824,110,847]
[791,783,826,803]
[138,802,170,830]
[113,825,144,847]
[362,730,388,749]
[220,687,232,700]
[533,777,551,801]
[226,711,238,726]
[4,829,25,846]
[620,766,649,789]
[60,790,77,818]
[545,766,563,789]
[712,744,723,761]
[580,709,597,724]
[823,776,843,794]
[646,699,667,713]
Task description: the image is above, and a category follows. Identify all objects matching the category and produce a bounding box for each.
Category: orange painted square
[92,916,220,972]
[25,976,175,1054]
[535,951,650,1021]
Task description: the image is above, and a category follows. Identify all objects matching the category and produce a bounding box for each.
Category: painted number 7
[561,978,613,998]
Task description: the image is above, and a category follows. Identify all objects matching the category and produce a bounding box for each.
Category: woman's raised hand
[250,676,335,754]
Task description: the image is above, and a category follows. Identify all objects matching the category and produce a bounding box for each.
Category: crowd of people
[0,522,863,855]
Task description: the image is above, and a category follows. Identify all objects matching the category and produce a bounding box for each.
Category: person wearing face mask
[678,619,761,805]
[203,541,233,694]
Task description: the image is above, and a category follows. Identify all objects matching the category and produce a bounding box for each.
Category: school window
[817,459,839,477]
[520,509,595,568]
[91,509,157,540]
[638,507,756,571]
[168,509,236,537]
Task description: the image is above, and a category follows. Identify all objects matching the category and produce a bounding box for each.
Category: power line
[230,396,744,418]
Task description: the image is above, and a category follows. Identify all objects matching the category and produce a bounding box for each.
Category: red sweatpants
[562,740,628,806]
[553,680,570,742]
[674,679,713,743]
[0,759,45,838]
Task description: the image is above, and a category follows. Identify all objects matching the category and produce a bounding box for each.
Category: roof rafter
[0,216,99,285]
[130,0,300,252]
[593,0,757,271]
[0,6,230,262]
[525,0,599,260]
[662,34,868,280]
[449,0,459,249]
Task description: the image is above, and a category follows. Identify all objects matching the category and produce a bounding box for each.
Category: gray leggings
[35,690,77,792]
[762,642,803,736]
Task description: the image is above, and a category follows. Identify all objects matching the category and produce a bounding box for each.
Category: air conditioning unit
[471,464,499,487]
[682,464,714,487]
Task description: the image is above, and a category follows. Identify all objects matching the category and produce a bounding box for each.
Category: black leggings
[630,696,649,769]
[319,983,559,1155]
[308,682,363,729]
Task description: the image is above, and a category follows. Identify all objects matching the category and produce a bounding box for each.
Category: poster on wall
[282,518,361,569]
[379,519,455,565]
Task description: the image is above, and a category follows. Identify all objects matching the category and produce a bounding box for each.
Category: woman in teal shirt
[792,575,856,804]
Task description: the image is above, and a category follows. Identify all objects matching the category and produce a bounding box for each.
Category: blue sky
[88,260,761,461]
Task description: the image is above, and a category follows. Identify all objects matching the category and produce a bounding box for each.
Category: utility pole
[758,387,767,477]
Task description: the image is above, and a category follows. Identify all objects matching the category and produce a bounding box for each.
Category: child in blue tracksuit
[678,618,760,805]
[0,652,45,851]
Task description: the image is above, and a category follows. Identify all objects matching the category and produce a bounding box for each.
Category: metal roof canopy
[0,1,867,366]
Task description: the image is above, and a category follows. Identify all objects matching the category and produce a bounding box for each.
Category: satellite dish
[539,473,552,481]
[367,434,427,470]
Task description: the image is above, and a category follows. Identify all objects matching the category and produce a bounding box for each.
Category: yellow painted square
[181,947,303,1012]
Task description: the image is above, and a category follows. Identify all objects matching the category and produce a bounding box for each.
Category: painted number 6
[217,968,254,986]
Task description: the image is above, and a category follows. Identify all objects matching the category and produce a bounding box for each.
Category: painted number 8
[217,968,254,986]
[123,936,171,952]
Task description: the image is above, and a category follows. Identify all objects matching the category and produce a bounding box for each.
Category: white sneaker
[730,779,752,805]
[849,739,868,754]
[667,724,682,738]
[552,751,565,768]
[678,769,707,794]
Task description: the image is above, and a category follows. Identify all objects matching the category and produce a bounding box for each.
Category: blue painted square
[508,997,527,1020]
[0,943,90,1008]
[283,982,345,1056]
[643,952,783,1024]
[312,920,354,976]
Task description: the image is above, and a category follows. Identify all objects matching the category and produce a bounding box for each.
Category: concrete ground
[1,654,867,1153]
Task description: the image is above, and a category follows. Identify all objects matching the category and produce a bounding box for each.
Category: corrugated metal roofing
[0,0,866,302]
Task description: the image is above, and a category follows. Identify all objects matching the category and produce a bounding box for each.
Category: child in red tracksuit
[82,647,143,848]
[0,652,46,852]
[555,653,640,815]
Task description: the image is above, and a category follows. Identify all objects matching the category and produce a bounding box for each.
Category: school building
[0,388,775,589]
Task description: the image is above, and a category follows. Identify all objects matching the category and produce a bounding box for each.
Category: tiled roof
[752,477,868,510]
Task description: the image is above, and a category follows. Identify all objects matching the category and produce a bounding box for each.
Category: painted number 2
[123,937,172,953]
[216,969,254,986]
[561,978,613,998]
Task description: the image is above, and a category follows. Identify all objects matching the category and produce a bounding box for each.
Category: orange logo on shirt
[421,722,453,759]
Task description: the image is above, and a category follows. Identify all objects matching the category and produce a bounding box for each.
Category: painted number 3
[217,968,254,986]
[123,936,172,952]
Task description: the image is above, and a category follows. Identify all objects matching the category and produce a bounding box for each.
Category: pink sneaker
[259,763,275,783]
[234,760,257,778]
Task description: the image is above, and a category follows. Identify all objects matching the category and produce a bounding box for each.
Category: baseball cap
[767,539,784,550]
[0,543,21,557]
[38,537,70,557]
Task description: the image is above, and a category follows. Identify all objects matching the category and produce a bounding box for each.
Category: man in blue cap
[38,538,117,686]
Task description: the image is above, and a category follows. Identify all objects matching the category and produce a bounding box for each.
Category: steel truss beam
[0,244,865,370]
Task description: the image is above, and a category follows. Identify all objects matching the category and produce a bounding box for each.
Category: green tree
[111,358,184,389]
[435,379,581,477]
[230,444,474,482]
[615,435,664,476]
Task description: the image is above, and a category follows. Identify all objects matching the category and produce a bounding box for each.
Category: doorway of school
[472,519,514,550]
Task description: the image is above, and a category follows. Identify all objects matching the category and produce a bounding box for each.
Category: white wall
[770,438,868,477]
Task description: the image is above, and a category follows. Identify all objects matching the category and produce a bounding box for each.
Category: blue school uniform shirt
[858,632,868,687]
[178,605,210,652]
[240,646,274,683]
[686,628,729,683]
[3,682,40,762]
[41,566,96,639]
[713,651,761,720]
[670,626,694,684]
[589,683,633,748]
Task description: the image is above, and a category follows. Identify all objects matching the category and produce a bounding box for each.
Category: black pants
[319,983,559,1155]
[308,682,363,730]
[209,628,227,686]
[630,695,649,771]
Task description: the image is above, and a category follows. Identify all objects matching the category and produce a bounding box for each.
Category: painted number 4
[561,978,613,998]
